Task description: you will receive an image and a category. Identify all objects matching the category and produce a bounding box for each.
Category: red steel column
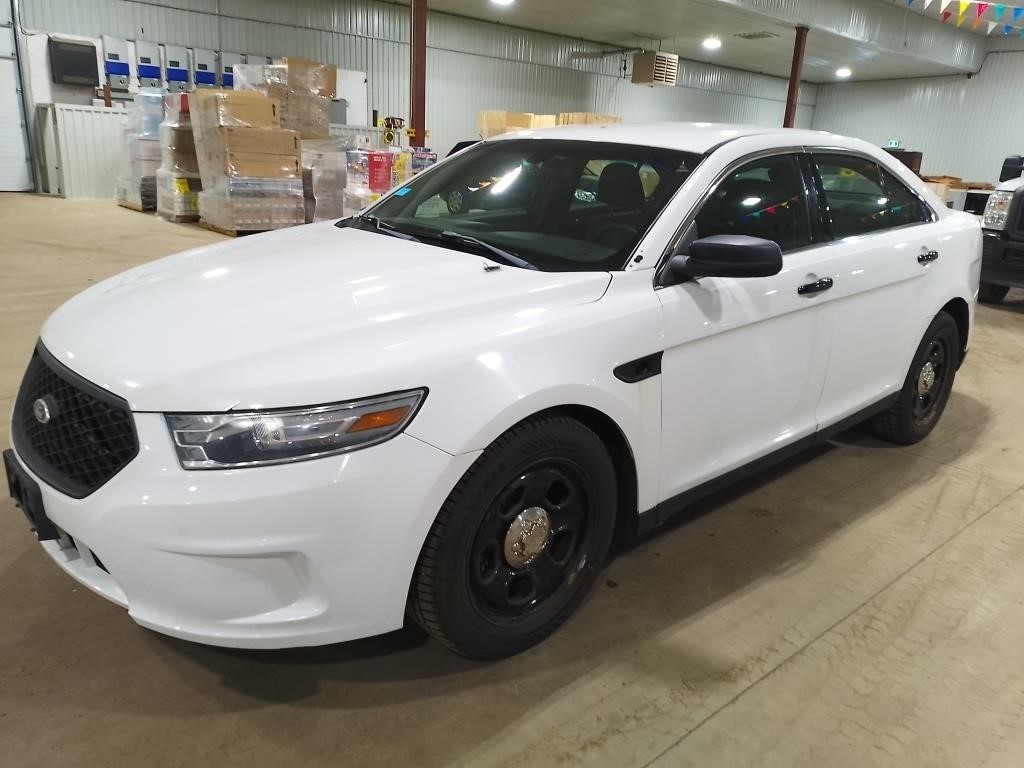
[410,0,427,146]
[783,25,808,128]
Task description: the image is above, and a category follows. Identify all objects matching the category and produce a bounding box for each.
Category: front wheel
[979,282,1010,304]
[870,311,960,445]
[409,415,617,660]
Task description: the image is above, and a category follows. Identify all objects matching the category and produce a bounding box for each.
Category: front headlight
[166,389,426,469]
[982,190,1015,230]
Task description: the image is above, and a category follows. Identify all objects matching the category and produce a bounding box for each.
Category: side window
[814,154,889,238]
[880,167,930,227]
[694,154,811,253]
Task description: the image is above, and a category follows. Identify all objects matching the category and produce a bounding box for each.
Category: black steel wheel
[978,282,1010,304]
[871,311,960,445]
[469,461,593,622]
[410,415,617,659]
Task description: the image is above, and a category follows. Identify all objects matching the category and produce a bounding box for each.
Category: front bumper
[9,413,478,648]
[981,231,1024,288]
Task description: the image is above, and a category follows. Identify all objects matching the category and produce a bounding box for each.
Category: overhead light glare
[490,0,515,5]
[836,67,852,78]
[702,36,722,50]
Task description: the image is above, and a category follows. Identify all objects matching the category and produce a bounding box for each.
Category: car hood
[41,223,612,412]
[995,176,1024,193]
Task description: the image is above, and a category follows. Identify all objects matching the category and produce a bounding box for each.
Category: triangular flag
[1015,7,1024,21]
[957,12,966,25]
[972,16,983,27]
[959,1,970,16]
[1004,23,1013,34]
[941,0,953,11]
[976,3,989,17]
[907,0,913,5]
[943,9,953,21]
[988,20,999,31]
[923,0,934,8]
[994,4,1006,19]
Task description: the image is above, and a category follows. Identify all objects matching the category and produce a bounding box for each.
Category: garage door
[0,1,32,191]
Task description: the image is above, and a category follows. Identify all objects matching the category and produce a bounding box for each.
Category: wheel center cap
[504,507,551,568]
[917,361,937,395]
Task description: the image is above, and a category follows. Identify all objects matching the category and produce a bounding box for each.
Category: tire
[870,311,960,445]
[445,188,466,214]
[979,282,1010,304]
[409,415,617,660]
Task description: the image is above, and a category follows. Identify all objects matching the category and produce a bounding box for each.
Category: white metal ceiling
[421,0,995,81]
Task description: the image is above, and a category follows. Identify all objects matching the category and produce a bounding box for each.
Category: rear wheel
[979,282,1010,304]
[870,311,960,445]
[410,415,616,660]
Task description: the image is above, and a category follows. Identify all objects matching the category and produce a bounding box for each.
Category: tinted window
[694,154,811,253]
[815,154,889,238]
[368,139,701,272]
[880,167,930,227]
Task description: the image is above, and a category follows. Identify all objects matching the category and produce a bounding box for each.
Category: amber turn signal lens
[348,406,412,433]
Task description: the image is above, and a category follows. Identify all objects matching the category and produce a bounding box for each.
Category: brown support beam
[783,25,808,128]
[410,0,427,146]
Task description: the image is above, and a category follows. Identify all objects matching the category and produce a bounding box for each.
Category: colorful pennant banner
[915,0,1024,32]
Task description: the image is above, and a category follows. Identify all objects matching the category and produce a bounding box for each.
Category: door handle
[798,277,834,295]
[918,250,939,264]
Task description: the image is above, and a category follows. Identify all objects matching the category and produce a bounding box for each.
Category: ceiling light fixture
[490,0,515,5]
[702,36,722,50]
[836,67,852,78]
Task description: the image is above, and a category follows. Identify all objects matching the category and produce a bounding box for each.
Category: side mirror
[668,235,783,281]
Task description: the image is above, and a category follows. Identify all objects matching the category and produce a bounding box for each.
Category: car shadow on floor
[151,394,990,703]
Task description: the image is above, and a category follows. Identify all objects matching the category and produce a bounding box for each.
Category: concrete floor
[3,193,1024,768]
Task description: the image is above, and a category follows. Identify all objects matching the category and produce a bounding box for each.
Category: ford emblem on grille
[33,397,53,424]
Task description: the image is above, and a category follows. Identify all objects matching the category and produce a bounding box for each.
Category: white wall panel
[47,104,124,198]
[20,0,815,155]
[812,51,1024,183]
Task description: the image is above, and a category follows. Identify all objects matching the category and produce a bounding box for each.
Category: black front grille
[12,344,138,498]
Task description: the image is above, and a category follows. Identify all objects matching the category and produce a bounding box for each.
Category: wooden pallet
[118,200,155,213]
[198,219,267,237]
[159,212,200,224]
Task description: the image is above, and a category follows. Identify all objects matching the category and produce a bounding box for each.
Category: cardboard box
[478,111,558,138]
[193,89,280,131]
[557,112,622,125]
[274,56,337,98]
[218,126,300,156]
[204,150,301,179]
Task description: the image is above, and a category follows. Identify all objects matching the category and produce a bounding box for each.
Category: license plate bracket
[3,449,59,541]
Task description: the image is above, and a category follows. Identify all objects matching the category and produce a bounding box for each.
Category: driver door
[656,152,840,501]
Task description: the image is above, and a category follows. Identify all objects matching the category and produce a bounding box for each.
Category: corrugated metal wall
[20,0,815,155]
[812,51,1024,182]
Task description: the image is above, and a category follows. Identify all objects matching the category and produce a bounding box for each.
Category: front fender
[405,271,665,513]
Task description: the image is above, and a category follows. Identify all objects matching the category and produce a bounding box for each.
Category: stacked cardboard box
[192,89,305,232]
[234,57,337,140]
[557,112,622,125]
[156,93,203,222]
[478,111,557,139]
[117,89,163,211]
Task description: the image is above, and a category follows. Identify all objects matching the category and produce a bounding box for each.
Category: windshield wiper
[337,214,421,242]
[438,230,538,270]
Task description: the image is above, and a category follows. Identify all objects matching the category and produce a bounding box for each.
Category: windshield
[363,139,702,272]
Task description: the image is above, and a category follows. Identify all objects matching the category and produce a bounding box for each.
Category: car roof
[487,121,861,156]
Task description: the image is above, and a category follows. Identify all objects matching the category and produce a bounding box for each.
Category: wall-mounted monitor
[48,38,99,86]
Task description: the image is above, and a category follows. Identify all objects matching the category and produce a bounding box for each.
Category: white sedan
[4,123,980,659]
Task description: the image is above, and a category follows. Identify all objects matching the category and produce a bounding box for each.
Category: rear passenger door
[810,152,938,427]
